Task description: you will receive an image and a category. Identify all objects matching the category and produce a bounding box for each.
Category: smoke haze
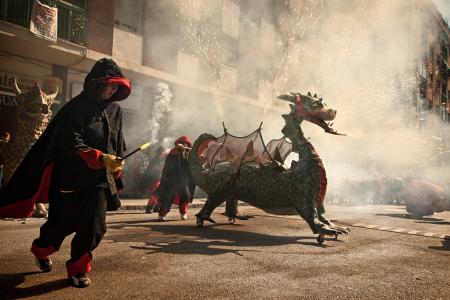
[125,0,449,199]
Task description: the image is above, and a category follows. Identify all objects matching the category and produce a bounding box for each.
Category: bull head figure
[13,78,58,122]
[278,92,344,135]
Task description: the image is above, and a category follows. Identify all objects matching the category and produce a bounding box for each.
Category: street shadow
[375,213,445,222]
[106,221,328,256]
[0,272,69,299]
[107,212,149,216]
[429,239,450,251]
[108,218,184,224]
[416,220,450,225]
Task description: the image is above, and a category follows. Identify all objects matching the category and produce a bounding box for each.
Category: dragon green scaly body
[188,92,349,242]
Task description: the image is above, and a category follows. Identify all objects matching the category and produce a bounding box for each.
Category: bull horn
[13,78,22,95]
[46,86,59,100]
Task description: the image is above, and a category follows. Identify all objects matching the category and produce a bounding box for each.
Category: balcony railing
[0,0,33,27]
[0,0,86,46]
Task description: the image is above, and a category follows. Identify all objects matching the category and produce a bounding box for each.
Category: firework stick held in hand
[119,142,151,161]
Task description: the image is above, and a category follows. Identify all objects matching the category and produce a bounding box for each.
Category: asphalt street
[0,203,449,299]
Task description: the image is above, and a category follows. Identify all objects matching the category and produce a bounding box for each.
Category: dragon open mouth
[305,108,337,133]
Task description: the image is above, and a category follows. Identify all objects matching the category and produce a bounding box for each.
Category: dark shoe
[235,213,249,220]
[145,205,153,214]
[68,273,91,288]
[35,256,53,272]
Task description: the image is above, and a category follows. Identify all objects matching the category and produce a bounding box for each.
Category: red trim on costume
[0,162,54,218]
[147,194,158,206]
[147,180,160,194]
[170,136,192,155]
[175,136,192,147]
[77,149,104,169]
[172,194,180,205]
[0,198,34,218]
[96,77,131,101]
[157,195,184,217]
[179,202,188,215]
[113,171,121,179]
[66,253,92,276]
[31,241,57,260]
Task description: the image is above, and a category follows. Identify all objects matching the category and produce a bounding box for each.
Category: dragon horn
[277,94,295,103]
[313,93,317,98]
[46,86,59,100]
[307,91,312,96]
[13,78,22,95]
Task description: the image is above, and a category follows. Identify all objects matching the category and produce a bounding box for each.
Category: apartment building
[414,0,450,124]
[0,0,290,196]
[0,0,289,147]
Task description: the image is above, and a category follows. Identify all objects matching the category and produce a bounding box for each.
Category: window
[115,0,142,33]
[260,20,275,54]
[179,0,212,20]
[258,79,271,102]
[222,0,239,38]
[218,65,237,93]
[177,51,199,83]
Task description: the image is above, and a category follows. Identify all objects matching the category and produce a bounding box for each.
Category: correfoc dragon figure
[188,92,349,244]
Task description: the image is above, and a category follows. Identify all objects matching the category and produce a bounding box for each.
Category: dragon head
[13,79,58,122]
[278,92,342,135]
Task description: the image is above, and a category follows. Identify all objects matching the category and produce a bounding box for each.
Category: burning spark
[140,142,151,150]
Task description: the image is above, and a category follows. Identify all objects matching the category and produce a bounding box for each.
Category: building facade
[0,0,448,195]
[414,0,450,124]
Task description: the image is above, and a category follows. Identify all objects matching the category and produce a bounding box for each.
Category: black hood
[83,58,131,102]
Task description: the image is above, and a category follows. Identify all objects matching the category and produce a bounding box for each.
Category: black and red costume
[156,136,196,218]
[0,58,131,277]
[145,147,169,212]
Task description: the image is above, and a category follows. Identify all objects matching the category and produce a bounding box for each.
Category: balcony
[0,0,86,46]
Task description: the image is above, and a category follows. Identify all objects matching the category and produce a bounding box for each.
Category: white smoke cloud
[146,82,174,144]
[123,0,449,199]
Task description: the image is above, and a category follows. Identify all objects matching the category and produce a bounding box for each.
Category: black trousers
[35,185,108,261]
[158,185,190,213]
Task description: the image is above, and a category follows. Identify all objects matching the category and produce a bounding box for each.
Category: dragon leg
[195,194,224,224]
[296,204,347,236]
[225,198,249,221]
[317,204,349,234]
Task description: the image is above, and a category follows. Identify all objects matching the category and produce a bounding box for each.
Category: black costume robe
[0,58,130,218]
[156,136,196,211]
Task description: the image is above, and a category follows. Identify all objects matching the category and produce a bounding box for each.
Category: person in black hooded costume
[156,136,196,221]
[0,58,131,288]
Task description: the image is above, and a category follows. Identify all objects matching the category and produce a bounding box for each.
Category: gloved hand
[102,154,125,172]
